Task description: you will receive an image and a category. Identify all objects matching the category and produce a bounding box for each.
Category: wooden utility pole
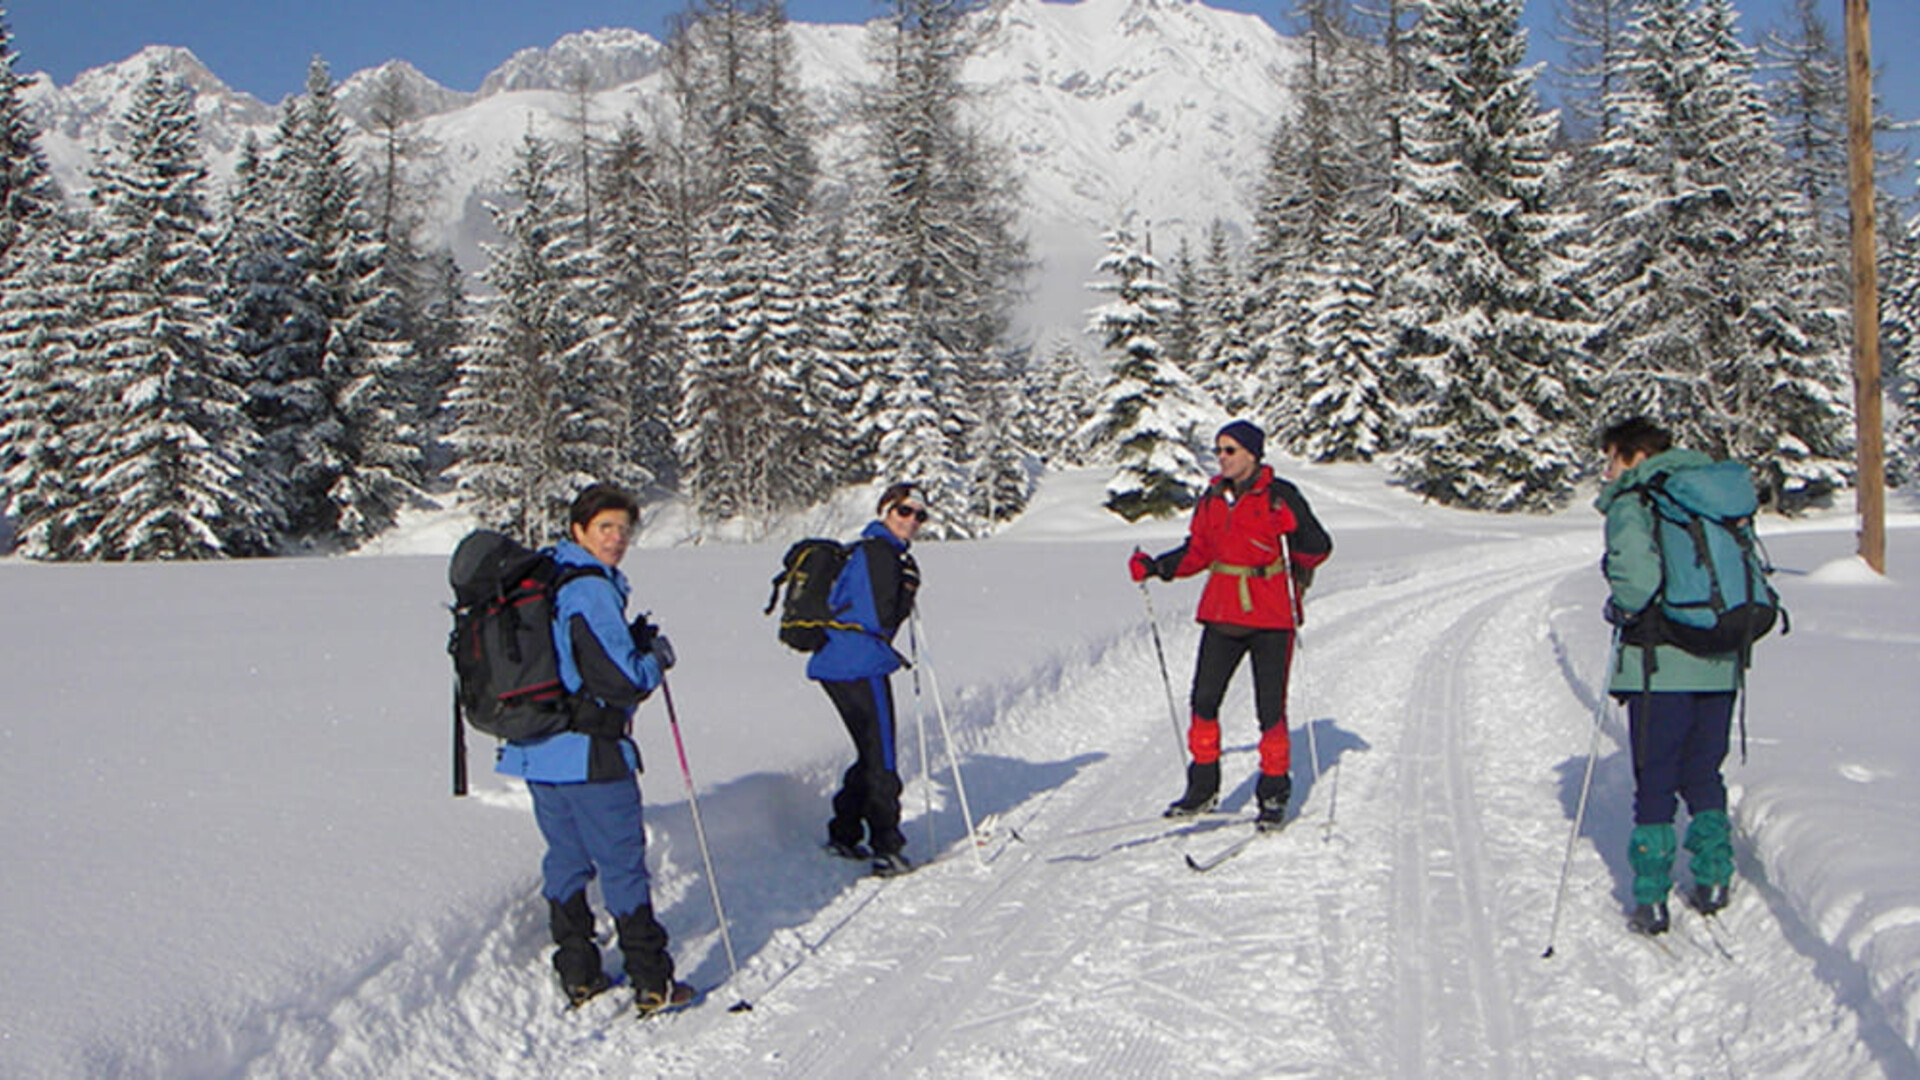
[1845,0,1886,574]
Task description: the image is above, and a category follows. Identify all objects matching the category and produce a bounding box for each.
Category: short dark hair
[1600,416,1672,460]
[568,484,638,531]
[876,482,921,517]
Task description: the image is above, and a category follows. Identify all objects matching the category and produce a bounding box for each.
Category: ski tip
[1540,946,1555,960]
[728,999,753,1013]
[1183,854,1206,872]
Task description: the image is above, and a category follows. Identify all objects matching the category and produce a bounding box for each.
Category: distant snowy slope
[21,0,1297,335]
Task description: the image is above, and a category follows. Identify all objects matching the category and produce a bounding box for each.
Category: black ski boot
[1627,901,1671,936]
[1687,883,1730,916]
[871,851,913,878]
[824,839,870,861]
[549,892,609,1007]
[1255,773,1292,833]
[1164,762,1221,818]
[615,904,681,1015]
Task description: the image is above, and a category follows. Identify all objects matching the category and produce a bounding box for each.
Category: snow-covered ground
[3,463,1919,1078]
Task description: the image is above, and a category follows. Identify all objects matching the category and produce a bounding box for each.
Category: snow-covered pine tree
[1887,215,1920,487]
[0,4,59,269]
[1590,0,1852,506]
[362,63,460,477]
[964,345,1038,525]
[855,0,1029,536]
[285,58,424,543]
[1189,219,1257,418]
[668,0,823,529]
[449,131,607,545]
[1551,0,1636,145]
[1300,205,1400,462]
[0,226,89,558]
[67,70,277,559]
[1019,337,1099,468]
[593,118,679,490]
[1385,0,1592,512]
[1081,227,1214,521]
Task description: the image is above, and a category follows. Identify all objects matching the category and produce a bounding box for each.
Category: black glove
[650,634,676,672]
[629,615,658,653]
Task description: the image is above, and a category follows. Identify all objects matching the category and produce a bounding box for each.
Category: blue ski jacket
[807,520,913,683]
[495,540,664,783]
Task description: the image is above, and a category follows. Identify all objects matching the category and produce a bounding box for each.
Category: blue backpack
[1623,461,1784,659]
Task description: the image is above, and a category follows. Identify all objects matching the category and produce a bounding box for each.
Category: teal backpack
[1621,459,1785,660]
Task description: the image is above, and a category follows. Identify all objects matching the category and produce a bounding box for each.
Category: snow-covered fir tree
[0,4,58,269]
[669,0,823,528]
[1877,206,1920,487]
[1019,336,1098,468]
[66,70,277,559]
[1081,228,1215,521]
[592,118,680,491]
[1589,0,1852,507]
[1385,0,1592,512]
[1188,219,1258,418]
[1552,0,1636,144]
[964,345,1038,525]
[854,0,1029,536]
[0,227,90,558]
[449,131,611,545]
[1299,205,1400,462]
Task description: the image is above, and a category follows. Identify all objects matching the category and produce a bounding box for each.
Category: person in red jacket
[1129,420,1332,830]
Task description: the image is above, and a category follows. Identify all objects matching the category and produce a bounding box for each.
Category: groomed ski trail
[299,530,1911,1078]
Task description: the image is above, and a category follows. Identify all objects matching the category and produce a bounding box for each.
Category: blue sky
[9,0,1918,171]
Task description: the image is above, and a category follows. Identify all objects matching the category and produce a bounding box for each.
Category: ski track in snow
[285,531,1914,1078]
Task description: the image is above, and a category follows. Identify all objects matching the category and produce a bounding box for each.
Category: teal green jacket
[1596,448,1741,694]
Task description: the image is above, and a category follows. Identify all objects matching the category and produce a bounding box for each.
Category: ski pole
[910,609,986,869]
[1542,634,1617,960]
[1280,532,1331,839]
[1135,562,1188,761]
[908,616,935,858]
[659,674,751,1011]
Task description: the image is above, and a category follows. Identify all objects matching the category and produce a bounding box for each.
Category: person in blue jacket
[811,482,924,876]
[494,484,693,1016]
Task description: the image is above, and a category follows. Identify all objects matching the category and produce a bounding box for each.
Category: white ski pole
[911,608,986,869]
[660,675,750,1010]
[908,617,935,858]
[1542,633,1617,960]
[1135,563,1190,761]
[1280,533,1327,837]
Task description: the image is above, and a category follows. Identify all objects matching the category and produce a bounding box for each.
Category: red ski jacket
[1155,465,1332,630]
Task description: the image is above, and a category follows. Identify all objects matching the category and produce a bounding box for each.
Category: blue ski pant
[529,776,653,918]
[1627,691,1735,826]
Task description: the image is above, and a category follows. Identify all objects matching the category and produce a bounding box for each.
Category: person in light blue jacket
[494,484,691,1016]
[810,482,923,876]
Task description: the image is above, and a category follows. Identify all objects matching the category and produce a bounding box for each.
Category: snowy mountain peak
[476,28,663,97]
[24,44,272,151]
[335,60,475,129]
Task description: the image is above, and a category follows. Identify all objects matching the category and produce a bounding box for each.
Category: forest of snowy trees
[3,0,1920,559]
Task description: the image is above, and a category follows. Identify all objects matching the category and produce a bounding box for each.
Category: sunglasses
[1213,445,1242,457]
[891,504,930,523]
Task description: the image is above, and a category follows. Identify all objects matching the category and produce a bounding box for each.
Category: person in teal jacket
[1596,418,1740,936]
[494,484,692,1016]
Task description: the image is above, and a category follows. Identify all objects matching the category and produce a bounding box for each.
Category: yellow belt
[1209,560,1284,612]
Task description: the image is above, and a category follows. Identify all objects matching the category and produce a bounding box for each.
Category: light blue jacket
[495,541,664,783]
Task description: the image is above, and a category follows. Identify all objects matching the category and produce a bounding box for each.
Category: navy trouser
[1627,691,1735,826]
[822,675,906,857]
[530,776,653,918]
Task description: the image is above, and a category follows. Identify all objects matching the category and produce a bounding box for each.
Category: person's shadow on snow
[1210,716,1371,822]
[645,750,1105,994]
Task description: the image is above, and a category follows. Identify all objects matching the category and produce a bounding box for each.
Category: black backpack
[448,530,605,744]
[763,538,852,652]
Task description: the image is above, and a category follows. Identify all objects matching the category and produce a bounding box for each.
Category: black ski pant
[1627,690,1734,826]
[821,674,906,857]
[1188,626,1295,777]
